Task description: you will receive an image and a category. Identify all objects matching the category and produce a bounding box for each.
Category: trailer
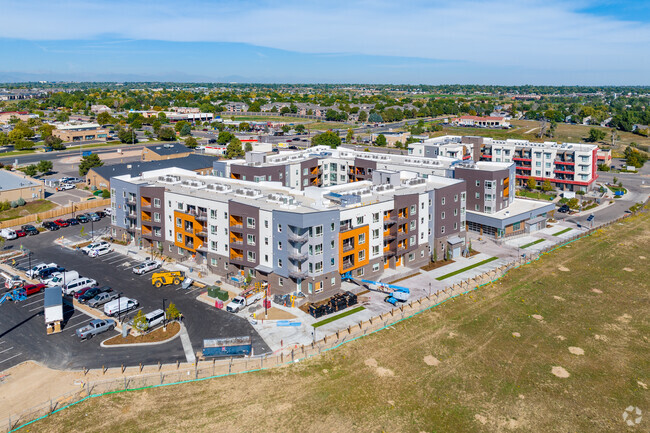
[202,336,252,358]
[44,286,63,335]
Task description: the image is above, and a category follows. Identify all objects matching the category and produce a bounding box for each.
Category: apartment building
[451,116,509,128]
[110,167,466,301]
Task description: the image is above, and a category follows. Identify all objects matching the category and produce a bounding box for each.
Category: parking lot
[0,219,270,370]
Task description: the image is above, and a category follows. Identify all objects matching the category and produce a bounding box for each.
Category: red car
[53,219,69,227]
[73,286,93,299]
[22,283,45,296]
[15,229,27,237]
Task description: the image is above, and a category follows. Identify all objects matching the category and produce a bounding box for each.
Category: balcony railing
[288,269,307,279]
[288,231,309,243]
[196,244,208,253]
[341,260,354,270]
[383,218,396,225]
[194,228,208,237]
[126,197,137,205]
[384,234,396,241]
[289,251,308,262]
[230,239,243,246]
[183,209,208,221]
[340,223,353,232]
[342,243,355,252]
[126,213,138,219]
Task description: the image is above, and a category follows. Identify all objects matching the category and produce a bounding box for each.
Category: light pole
[428,282,431,298]
[90,218,94,242]
[162,297,168,331]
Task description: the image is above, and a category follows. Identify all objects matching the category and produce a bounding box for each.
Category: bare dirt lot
[19,206,650,432]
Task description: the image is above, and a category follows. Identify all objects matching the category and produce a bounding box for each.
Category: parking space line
[185,287,202,294]
[0,347,14,354]
[66,317,93,328]
[22,298,44,307]
[28,306,43,312]
[0,353,22,364]
[0,341,6,345]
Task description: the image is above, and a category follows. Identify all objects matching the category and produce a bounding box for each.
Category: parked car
[56,183,75,191]
[558,204,570,213]
[42,221,59,231]
[132,260,161,275]
[73,285,95,299]
[45,271,80,287]
[76,214,89,223]
[66,218,80,226]
[38,266,65,281]
[103,208,112,216]
[22,283,45,296]
[88,244,112,258]
[87,290,119,308]
[77,286,111,303]
[4,275,25,290]
[76,319,116,340]
[63,277,97,295]
[81,241,109,255]
[95,211,106,219]
[21,225,39,236]
[104,297,139,317]
[0,229,17,240]
[87,212,100,222]
[27,262,57,279]
[53,219,69,227]
[14,229,27,238]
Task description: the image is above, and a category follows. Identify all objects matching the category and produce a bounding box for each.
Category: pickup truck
[225,292,263,313]
[75,319,115,340]
[27,263,57,279]
[87,290,119,308]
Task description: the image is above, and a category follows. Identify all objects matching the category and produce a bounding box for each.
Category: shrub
[101,189,110,199]
[0,201,10,211]
[16,197,25,206]
[166,302,180,321]
[10,200,18,208]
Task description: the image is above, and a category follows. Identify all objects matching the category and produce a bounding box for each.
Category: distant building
[596,149,612,166]
[90,105,112,114]
[52,123,108,142]
[0,171,44,202]
[371,131,411,146]
[451,116,509,128]
[142,143,193,161]
[0,111,34,124]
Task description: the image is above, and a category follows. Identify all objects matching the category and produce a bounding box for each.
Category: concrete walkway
[179,324,196,364]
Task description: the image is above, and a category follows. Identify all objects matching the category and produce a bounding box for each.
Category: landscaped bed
[103,321,180,345]
[312,306,365,328]
[519,238,545,249]
[552,227,572,236]
[435,256,498,281]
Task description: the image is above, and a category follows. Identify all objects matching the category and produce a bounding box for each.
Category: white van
[104,297,139,317]
[27,263,57,279]
[45,271,80,287]
[63,277,97,295]
[133,309,165,331]
[81,241,109,255]
[0,229,17,240]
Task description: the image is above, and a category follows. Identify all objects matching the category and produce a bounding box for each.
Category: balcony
[288,268,307,279]
[340,223,353,232]
[397,243,407,251]
[126,196,137,205]
[141,214,152,222]
[341,259,355,270]
[289,250,308,262]
[516,166,532,171]
[196,244,208,253]
[398,213,408,221]
[554,169,575,175]
[140,200,152,209]
[342,243,355,253]
[384,234,396,241]
[194,228,208,237]
[288,231,308,243]
[185,241,195,250]
[383,217,396,225]
[126,213,138,220]
[384,250,395,257]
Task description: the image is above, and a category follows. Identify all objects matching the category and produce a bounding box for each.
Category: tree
[541,179,553,192]
[55,112,69,122]
[157,127,176,141]
[588,128,606,142]
[358,111,368,122]
[375,134,387,147]
[184,136,198,149]
[78,153,103,176]
[527,176,537,190]
[368,112,383,123]
[598,163,610,172]
[117,128,137,144]
[38,124,56,139]
[13,139,35,150]
[346,128,354,143]
[280,107,291,114]
[311,131,341,149]
[281,125,291,134]
[225,138,244,159]
[295,124,306,134]
[96,112,114,125]
[37,160,53,174]
[44,135,65,150]
[24,165,37,177]
[244,142,253,152]
[180,123,192,136]
[101,189,110,199]
[217,131,235,145]
[174,121,188,133]
[132,310,148,331]
[165,302,180,321]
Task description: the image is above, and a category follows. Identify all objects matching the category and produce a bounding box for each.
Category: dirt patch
[594,334,608,342]
[103,322,180,345]
[623,267,634,272]
[364,358,378,368]
[558,266,570,272]
[532,314,544,321]
[556,335,567,341]
[553,296,565,301]
[639,256,646,260]
[568,347,584,356]
[251,307,296,320]
[591,288,603,294]
[322,369,328,374]
[423,356,440,366]
[475,414,487,425]
[512,332,521,338]
[551,366,570,378]
[421,259,455,271]
[638,381,648,390]
[387,400,395,406]
[375,367,395,377]
[617,314,632,324]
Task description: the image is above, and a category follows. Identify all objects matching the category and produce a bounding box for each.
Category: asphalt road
[0,219,270,371]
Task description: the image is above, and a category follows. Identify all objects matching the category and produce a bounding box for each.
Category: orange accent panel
[173,210,204,252]
[339,225,369,273]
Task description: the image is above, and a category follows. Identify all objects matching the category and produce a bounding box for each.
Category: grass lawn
[29,206,650,433]
[0,149,36,157]
[552,227,572,236]
[0,199,57,222]
[435,256,498,281]
[312,306,366,328]
[517,190,556,201]
[519,238,545,249]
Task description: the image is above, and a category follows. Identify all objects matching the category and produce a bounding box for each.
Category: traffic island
[102,321,181,347]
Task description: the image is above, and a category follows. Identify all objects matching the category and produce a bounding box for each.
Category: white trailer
[44,286,63,334]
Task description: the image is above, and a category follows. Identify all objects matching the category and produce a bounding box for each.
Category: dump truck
[151,270,185,288]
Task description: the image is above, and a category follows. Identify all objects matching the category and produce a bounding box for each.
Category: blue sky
[0,0,648,84]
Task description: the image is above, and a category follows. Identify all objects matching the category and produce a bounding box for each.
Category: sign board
[586,214,595,222]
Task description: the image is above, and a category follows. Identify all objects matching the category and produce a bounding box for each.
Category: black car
[66,218,80,226]
[78,286,111,303]
[95,211,106,219]
[558,204,570,213]
[76,214,89,223]
[38,266,65,280]
[42,221,59,231]
[21,224,39,236]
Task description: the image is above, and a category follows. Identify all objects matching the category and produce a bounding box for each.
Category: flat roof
[147,143,192,156]
[0,171,41,191]
[94,154,218,180]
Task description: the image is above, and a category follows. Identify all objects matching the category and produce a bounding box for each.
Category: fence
[2,202,648,433]
[0,198,110,229]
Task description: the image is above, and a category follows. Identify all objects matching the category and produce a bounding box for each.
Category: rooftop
[146,143,192,156]
[0,171,41,191]
[92,154,218,179]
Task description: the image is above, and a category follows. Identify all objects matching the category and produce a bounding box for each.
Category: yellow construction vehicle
[151,271,185,288]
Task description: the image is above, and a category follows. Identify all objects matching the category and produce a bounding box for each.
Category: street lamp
[162,297,168,331]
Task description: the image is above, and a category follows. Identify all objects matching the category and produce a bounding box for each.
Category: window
[454,208,458,216]
[178,247,184,255]
[454,194,458,202]
[331,240,335,249]
[331,258,335,266]
[211,241,218,251]
[314,244,323,255]
[278,259,283,267]
[303,168,308,176]
[536,161,541,167]
[211,258,217,266]
[154,212,161,222]
[372,245,379,255]
[176,233,182,242]
[246,217,255,229]
[224,212,228,219]
[441,197,445,205]
[176,217,181,227]
[210,225,217,234]
[264,220,269,229]
[409,253,415,262]
[454,222,458,230]
[356,268,364,277]
[429,198,432,206]
[410,235,415,245]
[153,198,161,208]
[373,263,380,272]
[330,223,335,231]
[247,251,255,262]
[358,250,365,261]
[475,180,481,187]
[303,179,308,186]
[177,202,183,210]
[356,216,364,225]
[210,209,217,219]
[278,241,282,250]
[475,192,480,199]
[154,228,161,237]
[372,229,379,239]
[264,254,268,263]
[265,237,269,246]
[314,225,323,237]
[441,212,445,220]
[373,212,379,223]
[441,226,445,234]
[410,220,416,230]
[277,224,282,232]
[358,233,366,244]
[545,162,551,168]
[315,261,323,273]
[279,278,284,286]
[410,205,416,215]
[247,234,256,246]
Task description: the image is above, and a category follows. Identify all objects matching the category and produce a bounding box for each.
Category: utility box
[44,286,63,335]
[202,336,252,358]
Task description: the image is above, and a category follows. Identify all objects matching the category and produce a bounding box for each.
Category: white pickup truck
[226,292,263,313]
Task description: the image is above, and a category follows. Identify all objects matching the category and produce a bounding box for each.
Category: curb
[99,324,182,348]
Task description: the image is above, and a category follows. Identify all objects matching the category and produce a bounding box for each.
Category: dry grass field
[30,207,650,433]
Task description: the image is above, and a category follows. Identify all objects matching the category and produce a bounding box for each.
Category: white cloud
[1,0,649,78]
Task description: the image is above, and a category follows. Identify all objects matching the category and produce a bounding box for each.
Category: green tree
[55,112,69,122]
[225,138,244,159]
[244,142,253,152]
[375,134,387,147]
[184,136,198,149]
[281,125,291,134]
[368,112,383,123]
[44,135,65,150]
[217,131,235,145]
[358,111,368,122]
[37,160,53,174]
[346,128,354,143]
[24,165,37,177]
[13,139,35,150]
[117,128,137,144]
[157,127,176,141]
[132,310,148,331]
[78,153,104,176]
[96,112,114,125]
[597,163,610,172]
[38,124,56,139]
[311,131,341,149]
[165,302,180,321]
[101,189,110,199]
[588,128,606,142]
[295,124,306,134]
[180,123,192,136]
[527,176,537,190]
[541,179,553,192]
